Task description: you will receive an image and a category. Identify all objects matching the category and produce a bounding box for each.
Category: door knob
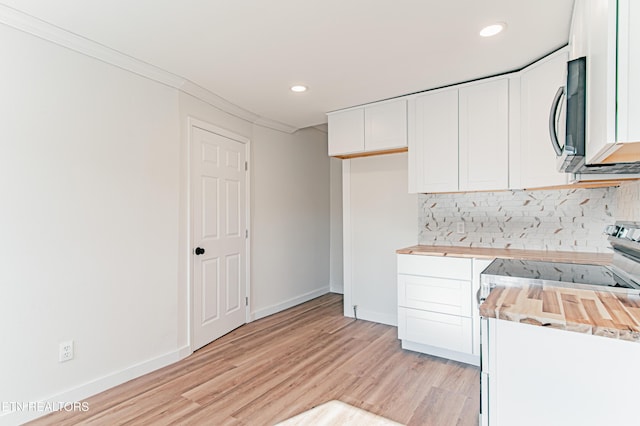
[195,247,205,255]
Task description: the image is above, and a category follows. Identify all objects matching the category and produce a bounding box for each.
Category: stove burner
[481,221,640,295]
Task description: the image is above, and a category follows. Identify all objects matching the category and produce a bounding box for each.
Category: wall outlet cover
[59,340,74,362]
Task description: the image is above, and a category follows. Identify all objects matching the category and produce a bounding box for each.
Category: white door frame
[186,117,251,352]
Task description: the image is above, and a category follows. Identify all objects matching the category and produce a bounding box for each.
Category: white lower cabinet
[398,307,473,353]
[398,274,471,316]
[484,318,640,426]
[397,254,487,365]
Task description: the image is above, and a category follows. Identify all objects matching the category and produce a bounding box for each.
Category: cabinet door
[492,319,640,426]
[568,0,589,60]
[516,50,569,189]
[583,0,618,163]
[411,89,459,193]
[327,108,364,156]
[365,99,407,152]
[459,79,509,191]
[616,0,640,145]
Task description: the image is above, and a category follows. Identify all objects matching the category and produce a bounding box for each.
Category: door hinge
[245,161,248,171]
[245,297,249,306]
[245,229,249,239]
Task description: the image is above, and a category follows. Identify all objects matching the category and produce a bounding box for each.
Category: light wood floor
[28,293,479,425]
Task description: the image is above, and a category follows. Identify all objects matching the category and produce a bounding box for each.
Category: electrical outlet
[59,340,74,362]
[456,222,465,234]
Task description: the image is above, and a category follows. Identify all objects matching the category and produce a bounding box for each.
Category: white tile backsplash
[417,183,640,253]
[616,180,640,221]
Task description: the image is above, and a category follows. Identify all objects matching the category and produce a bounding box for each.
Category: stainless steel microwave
[549,56,640,174]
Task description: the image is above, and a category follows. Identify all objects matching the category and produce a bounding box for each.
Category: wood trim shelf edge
[419,178,638,195]
[331,147,408,160]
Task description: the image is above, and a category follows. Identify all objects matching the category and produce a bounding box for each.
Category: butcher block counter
[396,245,612,265]
[479,283,640,342]
[396,245,640,341]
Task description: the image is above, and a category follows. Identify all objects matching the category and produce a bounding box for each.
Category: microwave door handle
[549,86,564,156]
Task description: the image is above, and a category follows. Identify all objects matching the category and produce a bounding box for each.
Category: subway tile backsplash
[418,181,640,253]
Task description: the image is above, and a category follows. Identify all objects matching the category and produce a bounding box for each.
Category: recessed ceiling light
[290,85,308,93]
[480,23,506,37]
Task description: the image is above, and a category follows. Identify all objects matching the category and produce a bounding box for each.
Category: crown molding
[0,4,299,134]
[252,116,298,134]
[0,4,185,88]
[179,80,298,134]
[179,79,260,123]
[312,124,328,134]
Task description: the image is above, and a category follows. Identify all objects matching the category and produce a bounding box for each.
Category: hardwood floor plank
[125,398,201,426]
[228,338,362,424]
[234,371,360,425]
[408,387,471,426]
[27,294,479,426]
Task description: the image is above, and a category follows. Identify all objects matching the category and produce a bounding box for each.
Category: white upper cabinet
[459,79,509,191]
[409,78,509,193]
[327,108,364,156]
[365,100,408,152]
[328,99,407,157]
[410,88,459,193]
[511,48,570,189]
[616,0,640,151]
[571,0,640,164]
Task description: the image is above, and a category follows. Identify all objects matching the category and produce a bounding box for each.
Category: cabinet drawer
[398,274,472,316]
[398,307,473,354]
[397,254,471,280]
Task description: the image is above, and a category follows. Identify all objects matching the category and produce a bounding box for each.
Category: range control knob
[604,225,619,236]
[627,228,640,242]
[618,227,629,239]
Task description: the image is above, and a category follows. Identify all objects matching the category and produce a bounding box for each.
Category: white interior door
[191,124,247,351]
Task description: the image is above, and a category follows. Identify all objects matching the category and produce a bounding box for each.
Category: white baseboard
[251,286,330,321]
[401,340,480,366]
[329,281,344,294]
[177,345,193,360]
[353,308,397,327]
[1,346,191,426]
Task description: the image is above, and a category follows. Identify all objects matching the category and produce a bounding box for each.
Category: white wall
[345,153,417,325]
[0,20,334,425]
[330,157,344,293]
[0,23,181,424]
[250,126,331,319]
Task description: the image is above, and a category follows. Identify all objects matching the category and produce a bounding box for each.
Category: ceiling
[0,0,575,131]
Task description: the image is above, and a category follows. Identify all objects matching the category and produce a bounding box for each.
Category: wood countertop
[398,245,638,340]
[396,245,613,265]
[480,284,640,342]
